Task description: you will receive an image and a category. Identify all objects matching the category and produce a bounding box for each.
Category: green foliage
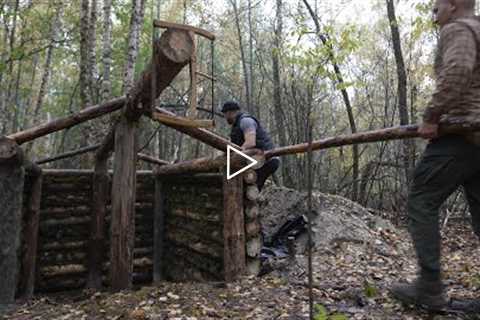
[314,304,349,320]
[364,281,378,298]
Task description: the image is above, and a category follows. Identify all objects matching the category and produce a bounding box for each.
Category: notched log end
[0,136,23,165]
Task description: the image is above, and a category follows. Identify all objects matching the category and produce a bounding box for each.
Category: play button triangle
[227,145,258,180]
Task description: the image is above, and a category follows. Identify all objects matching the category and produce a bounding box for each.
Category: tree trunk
[272,0,294,187]
[302,0,359,200]
[386,0,413,185]
[247,0,256,115]
[231,0,251,112]
[3,0,20,134]
[101,0,113,101]
[25,4,63,155]
[88,0,98,104]
[123,0,146,94]
[80,0,92,107]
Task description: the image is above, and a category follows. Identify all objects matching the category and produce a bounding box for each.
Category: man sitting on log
[391,0,480,311]
[221,101,280,191]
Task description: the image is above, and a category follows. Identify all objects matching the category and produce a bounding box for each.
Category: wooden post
[19,161,42,299]
[86,152,110,289]
[110,116,138,291]
[153,170,165,283]
[222,172,246,281]
[0,137,24,306]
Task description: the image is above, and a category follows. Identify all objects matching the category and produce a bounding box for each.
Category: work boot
[390,278,447,311]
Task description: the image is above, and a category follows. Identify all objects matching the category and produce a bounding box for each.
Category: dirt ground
[3,221,480,320]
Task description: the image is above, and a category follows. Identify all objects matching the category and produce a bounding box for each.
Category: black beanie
[221,101,241,113]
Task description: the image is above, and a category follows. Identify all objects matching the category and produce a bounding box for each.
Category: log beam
[138,153,169,166]
[151,107,235,151]
[8,97,126,145]
[155,149,264,176]
[265,120,480,159]
[36,144,101,165]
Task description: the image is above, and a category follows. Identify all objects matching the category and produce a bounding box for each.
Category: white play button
[227,145,258,180]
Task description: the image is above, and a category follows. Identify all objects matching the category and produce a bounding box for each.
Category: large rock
[259,186,393,252]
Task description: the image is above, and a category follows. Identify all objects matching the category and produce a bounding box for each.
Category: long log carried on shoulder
[265,115,480,159]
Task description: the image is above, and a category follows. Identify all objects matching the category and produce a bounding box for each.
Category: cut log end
[158,29,195,64]
[0,136,22,164]
[243,170,257,185]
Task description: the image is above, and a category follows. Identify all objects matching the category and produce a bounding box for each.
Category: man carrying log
[391,0,480,311]
[221,101,280,191]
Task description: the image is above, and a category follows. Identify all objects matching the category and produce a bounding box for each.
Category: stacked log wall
[21,170,155,293]
[161,174,225,281]
[21,170,249,292]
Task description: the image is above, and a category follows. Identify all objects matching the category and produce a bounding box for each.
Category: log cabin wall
[20,170,256,293]
[160,174,225,281]
[21,170,155,293]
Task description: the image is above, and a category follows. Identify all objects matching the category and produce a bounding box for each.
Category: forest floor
[3,222,480,320]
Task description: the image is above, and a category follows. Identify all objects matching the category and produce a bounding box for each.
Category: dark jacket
[230,113,274,151]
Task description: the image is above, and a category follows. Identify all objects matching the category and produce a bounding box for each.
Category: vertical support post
[187,31,198,119]
[0,137,24,307]
[110,116,138,291]
[222,172,245,281]
[153,170,165,283]
[87,154,109,289]
[19,162,42,300]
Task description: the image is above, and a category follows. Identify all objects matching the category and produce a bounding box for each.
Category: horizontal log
[155,149,264,176]
[166,229,223,258]
[151,112,214,128]
[164,250,222,281]
[151,107,235,151]
[8,97,126,145]
[36,144,101,165]
[42,240,87,251]
[138,153,169,166]
[168,207,221,223]
[265,120,480,159]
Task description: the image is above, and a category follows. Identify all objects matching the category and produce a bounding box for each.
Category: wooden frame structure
[1,19,480,305]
